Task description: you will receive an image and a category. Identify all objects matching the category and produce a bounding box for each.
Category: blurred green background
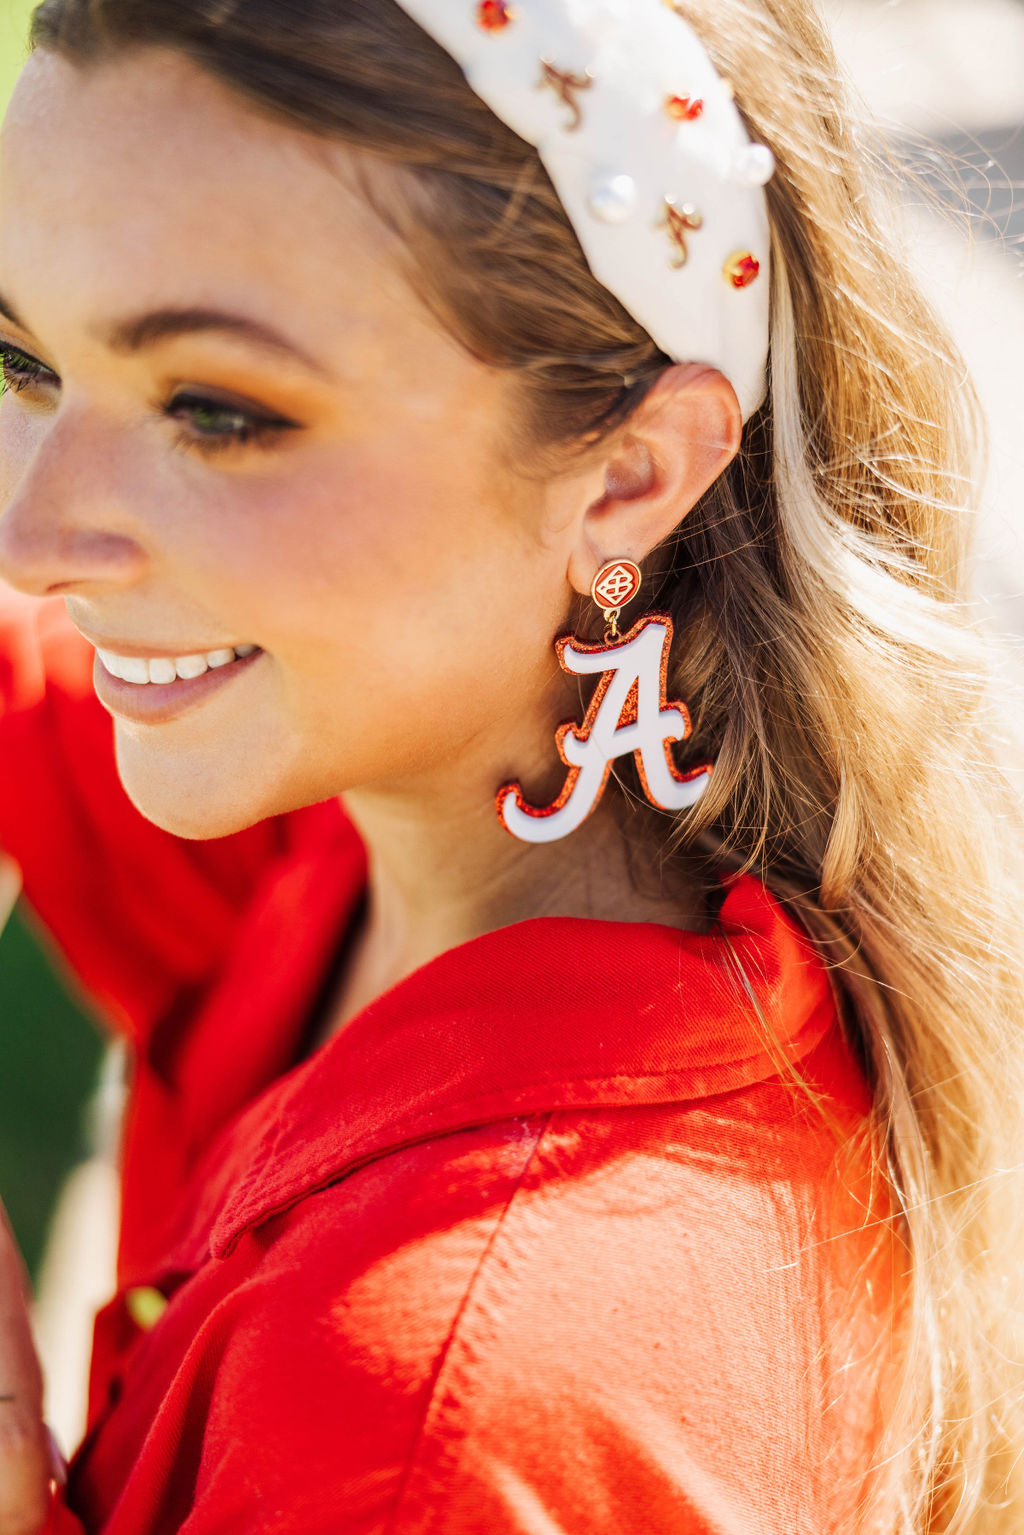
[0,0,105,1286]
[0,0,34,102]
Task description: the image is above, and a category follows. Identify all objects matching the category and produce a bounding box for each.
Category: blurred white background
[825,0,1024,640]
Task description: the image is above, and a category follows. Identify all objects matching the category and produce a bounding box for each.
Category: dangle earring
[496,559,713,844]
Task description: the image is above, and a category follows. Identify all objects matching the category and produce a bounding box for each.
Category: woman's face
[0,46,585,838]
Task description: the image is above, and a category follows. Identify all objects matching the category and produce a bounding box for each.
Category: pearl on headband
[390,0,773,420]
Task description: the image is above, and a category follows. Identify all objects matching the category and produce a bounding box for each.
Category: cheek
[182,444,491,604]
[0,402,44,506]
[284,484,557,760]
[148,446,566,800]
[197,448,548,657]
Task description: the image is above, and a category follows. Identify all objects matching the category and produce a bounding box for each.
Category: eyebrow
[0,291,332,380]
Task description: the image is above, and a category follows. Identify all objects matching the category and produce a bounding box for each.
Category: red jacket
[0,590,901,1533]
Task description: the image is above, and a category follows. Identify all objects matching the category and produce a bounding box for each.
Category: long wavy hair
[27,0,1024,1526]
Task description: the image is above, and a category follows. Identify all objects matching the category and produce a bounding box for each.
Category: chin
[112,728,288,841]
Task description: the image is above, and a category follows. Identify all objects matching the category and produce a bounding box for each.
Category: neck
[326,764,708,1042]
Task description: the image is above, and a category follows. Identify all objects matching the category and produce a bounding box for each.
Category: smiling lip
[93,647,264,724]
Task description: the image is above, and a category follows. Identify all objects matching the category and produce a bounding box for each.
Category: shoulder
[199,1029,898,1532]
[391,1061,898,1532]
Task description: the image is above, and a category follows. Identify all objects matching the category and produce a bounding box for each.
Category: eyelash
[0,343,296,456]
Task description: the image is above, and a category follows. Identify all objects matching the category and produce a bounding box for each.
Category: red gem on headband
[665,94,704,121]
[477,0,514,29]
[723,251,761,288]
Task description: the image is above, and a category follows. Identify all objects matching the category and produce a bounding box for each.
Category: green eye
[165,391,296,454]
[170,395,255,438]
[0,344,57,395]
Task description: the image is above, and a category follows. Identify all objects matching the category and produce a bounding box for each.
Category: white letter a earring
[495,560,713,844]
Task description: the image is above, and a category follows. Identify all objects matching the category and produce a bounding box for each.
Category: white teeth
[97,645,259,685]
[120,656,151,685]
[174,654,209,680]
[97,649,125,680]
[147,657,178,685]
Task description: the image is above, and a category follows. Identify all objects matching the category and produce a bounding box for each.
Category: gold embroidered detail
[657,196,704,267]
[537,58,594,132]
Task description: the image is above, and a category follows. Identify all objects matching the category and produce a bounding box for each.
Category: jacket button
[125,1286,168,1330]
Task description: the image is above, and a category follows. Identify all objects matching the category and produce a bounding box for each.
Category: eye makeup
[0,339,301,458]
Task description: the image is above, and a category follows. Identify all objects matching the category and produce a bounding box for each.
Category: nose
[0,406,148,597]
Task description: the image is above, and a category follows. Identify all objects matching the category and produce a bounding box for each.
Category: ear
[564,362,741,598]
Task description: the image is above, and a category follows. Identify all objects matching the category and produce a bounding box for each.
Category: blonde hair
[30,0,1024,1525]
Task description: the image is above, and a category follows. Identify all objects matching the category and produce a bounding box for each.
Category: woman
[0,0,1022,1529]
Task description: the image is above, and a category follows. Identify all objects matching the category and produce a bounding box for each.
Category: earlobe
[567,362,742,597]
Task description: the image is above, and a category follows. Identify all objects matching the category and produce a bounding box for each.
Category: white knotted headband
[390,0,774,421]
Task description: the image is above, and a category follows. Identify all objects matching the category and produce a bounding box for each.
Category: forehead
[0,45,425,359]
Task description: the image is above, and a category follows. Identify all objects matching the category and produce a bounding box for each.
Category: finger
[0,1406,51,1535]
[0,1204,43,1414]
[0,1208,50,1534]
[0,854,20,941]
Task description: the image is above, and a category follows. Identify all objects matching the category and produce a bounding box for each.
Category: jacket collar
[163,835,837,1269]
